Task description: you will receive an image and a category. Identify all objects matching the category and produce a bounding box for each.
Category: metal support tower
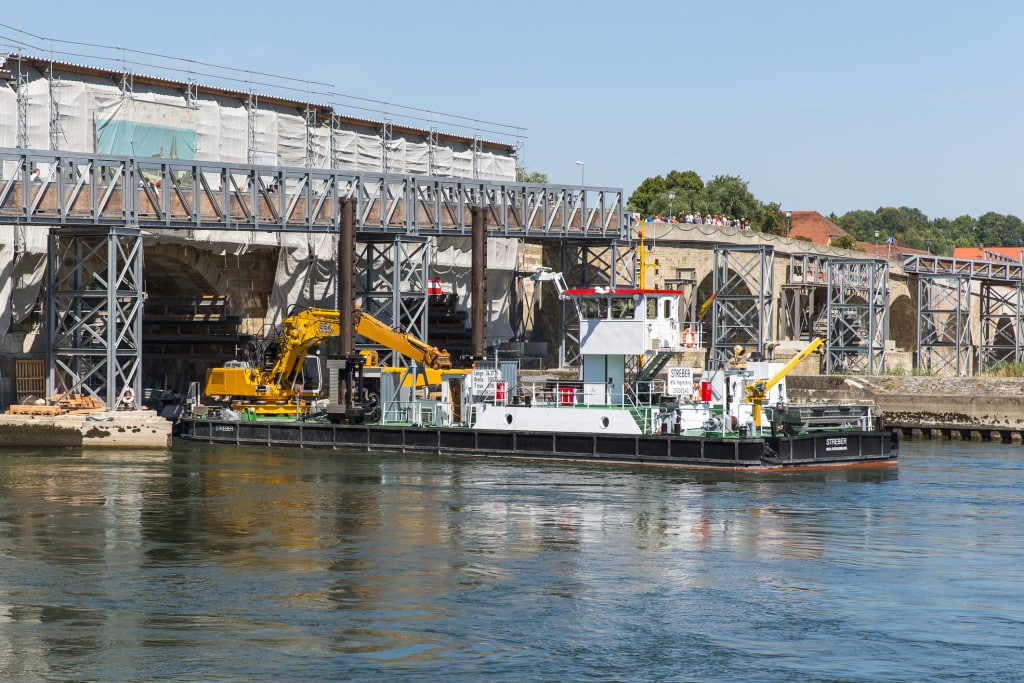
[15,55,28,148]
[905,255,1024,376]
[780,254,828,341]
[305,104,317,169]
[354,236,430,368]
[120,69,133,99]
[711,244,774,364]
[979,280,1023,370]
[544,241,633,368]
[427,128,439,177]
[48,64,66,151]
[472,136,482,179]
[381,120,394,175]
[824,258,888,374]
[186,78,199,109]
[246,91,258,165]
[917,273,972,376]
[330,113,344,170]
[47,226,143,409]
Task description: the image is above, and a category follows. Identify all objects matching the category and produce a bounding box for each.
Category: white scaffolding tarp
[0,58,518,340]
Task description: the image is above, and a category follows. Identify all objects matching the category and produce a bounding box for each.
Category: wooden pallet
[6,405,62,416]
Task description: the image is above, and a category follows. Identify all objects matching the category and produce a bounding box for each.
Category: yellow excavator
[204,306,458,416]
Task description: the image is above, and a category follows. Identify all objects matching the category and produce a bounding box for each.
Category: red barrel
[700,381,713,403]
[495,381,507,402]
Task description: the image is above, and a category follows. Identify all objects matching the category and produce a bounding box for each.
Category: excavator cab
[294,355,324,397]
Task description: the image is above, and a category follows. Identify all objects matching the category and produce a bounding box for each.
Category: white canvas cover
[0,58,519,340]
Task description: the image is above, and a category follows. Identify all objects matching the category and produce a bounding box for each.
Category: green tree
[977,212,1024,248]
[758,202,786,235]
[627,175,667,216]
[704,175,759,221]
[516,167,548,183]
[831,234,861,251]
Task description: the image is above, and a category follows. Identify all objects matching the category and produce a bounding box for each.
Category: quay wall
[0,411,173,449]
[788,375,1024,443]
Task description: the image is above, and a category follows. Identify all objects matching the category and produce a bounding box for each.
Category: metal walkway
[0,148,626,238]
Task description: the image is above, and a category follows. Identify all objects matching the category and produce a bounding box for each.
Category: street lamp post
[575,160,584,186]
[874,230,880,256]
[667,191,676,220]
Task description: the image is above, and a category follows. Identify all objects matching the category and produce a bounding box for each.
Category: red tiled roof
[952,246,1024,261]
[788,211,849,245]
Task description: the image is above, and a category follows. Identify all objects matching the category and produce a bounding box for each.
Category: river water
[0,440,1020,682]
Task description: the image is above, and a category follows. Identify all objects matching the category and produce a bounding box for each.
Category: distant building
[952,246,1024,262]
[787,210,927,260]
[788,211,849,246]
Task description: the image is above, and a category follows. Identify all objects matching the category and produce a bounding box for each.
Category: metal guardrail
[0,147,627,239]
[903,254,1024,282]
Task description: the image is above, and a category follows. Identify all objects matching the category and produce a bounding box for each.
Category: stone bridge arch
[144,242,277,333]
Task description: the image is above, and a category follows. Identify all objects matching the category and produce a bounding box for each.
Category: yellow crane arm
[746,336,825,427]
[761,336,825,395]
[354,309,452,369]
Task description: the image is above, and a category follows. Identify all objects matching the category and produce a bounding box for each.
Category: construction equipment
[745,336,825,426]
[204,306,457,416]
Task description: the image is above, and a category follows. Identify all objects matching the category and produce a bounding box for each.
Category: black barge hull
[178,419,899,470]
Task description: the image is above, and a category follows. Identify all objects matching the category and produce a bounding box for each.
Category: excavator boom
[205,305,453,414]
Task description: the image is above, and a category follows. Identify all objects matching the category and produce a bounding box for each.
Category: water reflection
[0,442,1018,680]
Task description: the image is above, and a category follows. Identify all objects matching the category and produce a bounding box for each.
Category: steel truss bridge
[904,255,1024,376]
[0,147,631,409]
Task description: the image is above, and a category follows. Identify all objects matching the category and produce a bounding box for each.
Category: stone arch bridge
[1,148,1017,409]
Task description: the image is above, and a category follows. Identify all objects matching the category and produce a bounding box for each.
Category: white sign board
[666,367,694,397]
[471,369,501,396]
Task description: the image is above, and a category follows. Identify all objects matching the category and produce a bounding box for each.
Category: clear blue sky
[2,1,1021,220]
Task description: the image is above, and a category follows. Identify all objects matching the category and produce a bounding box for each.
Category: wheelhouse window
[580,297,608,319]
[647,297,658,320]
[610,297,635,319]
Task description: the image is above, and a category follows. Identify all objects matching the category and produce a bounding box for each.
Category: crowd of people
[639,212,752,231]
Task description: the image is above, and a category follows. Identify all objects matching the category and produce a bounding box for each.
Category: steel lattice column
[46,226,143,408]
[711,244,774,363]
[354,236,430,368]
[917,273,972,376]
[824,258,889,374]
[781,254,829,342]
[979,281,1022,370]
[551,241,633,367]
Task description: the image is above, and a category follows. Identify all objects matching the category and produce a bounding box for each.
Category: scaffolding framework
[916,273,972,376]
[529,241,633,367]
[824,258,888,374]
[780,254,828,342]
[905,255,1024,376]
[974,280,1024,370]
[355,237,430,368]
[46,226,143,409]
[711,244,774,363]
[979,281,1023,369]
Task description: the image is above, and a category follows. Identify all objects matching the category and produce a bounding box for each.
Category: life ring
[683,328,696,348]
[122,388,136,406]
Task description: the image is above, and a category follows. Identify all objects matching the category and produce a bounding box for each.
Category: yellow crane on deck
[204,307,458,416]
